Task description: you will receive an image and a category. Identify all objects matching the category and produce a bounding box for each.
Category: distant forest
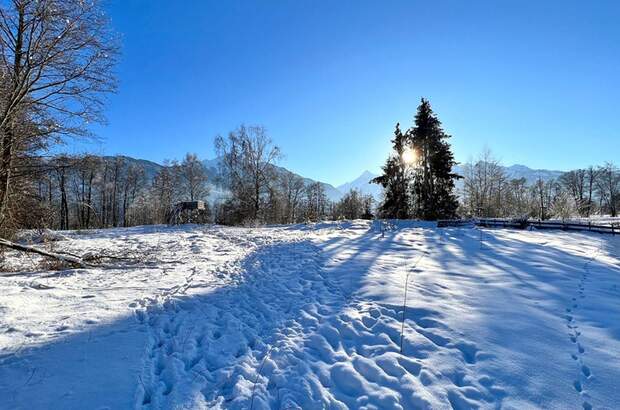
[23,139,375,231]
[459,150,619,221]
[0,1,618,238]
[19,105,620,233]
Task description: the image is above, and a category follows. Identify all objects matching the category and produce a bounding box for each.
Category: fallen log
[0,238,162,271]
[0,238,94,268]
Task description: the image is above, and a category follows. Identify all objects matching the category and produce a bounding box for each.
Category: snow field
[0,221,619,409]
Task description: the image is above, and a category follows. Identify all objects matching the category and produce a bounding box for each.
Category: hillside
[450,164,564,184]
[98,155,566,204]
[335,163,565,202]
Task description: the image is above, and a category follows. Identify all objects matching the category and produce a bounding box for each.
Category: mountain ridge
[92,155,566,203]
[337,163,566,201]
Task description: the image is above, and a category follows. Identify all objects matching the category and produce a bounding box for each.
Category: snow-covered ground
[1,222,619,409]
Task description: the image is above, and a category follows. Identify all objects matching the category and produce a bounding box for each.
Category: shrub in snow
[17,229,69,244]
[551,192,579,221]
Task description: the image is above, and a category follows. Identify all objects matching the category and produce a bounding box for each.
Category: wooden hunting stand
[167,201,208,225]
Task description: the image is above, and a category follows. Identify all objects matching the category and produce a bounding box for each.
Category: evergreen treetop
[373,98,460,220]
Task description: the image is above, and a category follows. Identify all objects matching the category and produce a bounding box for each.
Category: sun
[401,146,418,166]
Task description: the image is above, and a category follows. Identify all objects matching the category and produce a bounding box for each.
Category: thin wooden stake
[250,345,274,410]
[400,272,410,354]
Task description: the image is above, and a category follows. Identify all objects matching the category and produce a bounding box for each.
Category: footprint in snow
[581,365,591,378]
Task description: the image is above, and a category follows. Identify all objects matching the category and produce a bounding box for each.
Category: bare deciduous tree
[596,162,619,217]
[462,149,507,217]
[550,191,578,221]
[151,162,180,224]
[585,166,600,217]
[215,125,281,223]
[0,0,118,233]
[305,181,328,222]
[122,163,145,227]
[333,189,373,220]
[71,154,100,228]
[559,169,588,216]
[280,172,305,223]
[178,153,208,202]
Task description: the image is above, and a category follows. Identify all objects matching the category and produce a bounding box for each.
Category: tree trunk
[0,7,25,229]
[0,126,14,226]
[122,183,129,227]
[86,172,94,228]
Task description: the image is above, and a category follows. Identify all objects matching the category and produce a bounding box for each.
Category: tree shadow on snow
[2,226,618,409]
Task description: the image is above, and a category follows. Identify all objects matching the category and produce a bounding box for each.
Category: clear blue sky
[80,0,619,186]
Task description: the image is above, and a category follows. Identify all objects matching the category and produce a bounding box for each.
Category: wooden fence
[437,219,475,228]
[475,218,618,235]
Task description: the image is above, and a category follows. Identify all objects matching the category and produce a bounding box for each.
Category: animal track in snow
[563,240,602,410]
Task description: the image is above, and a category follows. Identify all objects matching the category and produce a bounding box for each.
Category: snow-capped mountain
[108,155,566,204]
[337,170,382,200]
[201,158,342,202]
[336,163,565,202]
[451,163,564,188]
[502,164,564,183]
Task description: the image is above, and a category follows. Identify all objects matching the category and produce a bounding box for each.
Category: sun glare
[402,147,418,166]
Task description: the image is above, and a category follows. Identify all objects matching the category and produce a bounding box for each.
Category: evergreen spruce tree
[409,98,460,219]
[372,123,411,218]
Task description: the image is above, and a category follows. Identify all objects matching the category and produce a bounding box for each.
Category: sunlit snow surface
[1,221,619,409]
